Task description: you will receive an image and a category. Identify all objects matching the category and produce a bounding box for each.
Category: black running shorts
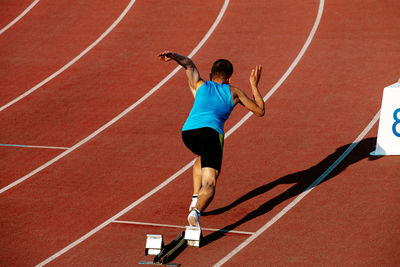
[182,127,224,172]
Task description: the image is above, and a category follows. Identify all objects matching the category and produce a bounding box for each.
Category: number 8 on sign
[393,108,400,137]
[371,82,400,156]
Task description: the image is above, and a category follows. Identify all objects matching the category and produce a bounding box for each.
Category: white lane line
[0,0,40,36]
[0,0,229,196]
[0,144,69,150]
[215,110,380,266]
[34,159,196,267]
[0,0,136,112]
[31,1,230,264]
[34,0,321,264]
[226,0,325,138]
[112,220,255,235]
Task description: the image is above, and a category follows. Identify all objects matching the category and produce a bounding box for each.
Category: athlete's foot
[187,208,201,227]
[189,195,198,211]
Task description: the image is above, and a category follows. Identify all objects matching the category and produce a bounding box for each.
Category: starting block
[184,226,202,247]
[152,231,186,265]
[145,234,164,256]
[140,226,202,265]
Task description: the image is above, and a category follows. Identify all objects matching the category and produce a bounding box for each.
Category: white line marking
[0,144,69,150]
[0,0,40,36]
[112,220,255,235]
[214,109,380,266]
[35,159,196,267]
[0,0,136,112]
[31,1,230,264]
[226,0,324,138]
[0,0,229,196]
[34,0,324,264]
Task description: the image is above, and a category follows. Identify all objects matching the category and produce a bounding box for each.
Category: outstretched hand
[250,65,262,88]
[158,51,174,62]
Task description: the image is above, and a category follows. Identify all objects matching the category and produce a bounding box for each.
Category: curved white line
[0,0,229,195]
[215,110,379,266]
[34,0,324,265]
[0,0,136,112]
[33,2,230,264]
[215,1,331,264]
[0,0,40,36]
[225,0,325,137]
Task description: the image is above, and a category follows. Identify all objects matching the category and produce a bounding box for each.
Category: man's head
[210,59,233,83]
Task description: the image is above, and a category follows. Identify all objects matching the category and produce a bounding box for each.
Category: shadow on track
[201,137,380,246]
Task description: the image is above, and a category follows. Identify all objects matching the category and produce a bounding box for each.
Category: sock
[189,195,198,211]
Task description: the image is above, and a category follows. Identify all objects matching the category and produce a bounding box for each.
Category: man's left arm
[231,65,265,117]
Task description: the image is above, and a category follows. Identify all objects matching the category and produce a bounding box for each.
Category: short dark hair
[211,59,233,80]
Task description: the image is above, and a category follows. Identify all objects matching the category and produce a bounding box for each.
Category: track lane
[228,130,399,266]
[0,147,63,188]
[0,0,39,35]
[1,0,398,266]
[30,0,322,265]
[0,1,227,265]
[0,0,33,28]
[0,0,130,107]
[0,0,224,191]
[44,0,400,265]
[216,0,400,264]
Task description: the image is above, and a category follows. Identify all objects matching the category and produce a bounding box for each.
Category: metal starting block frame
[184,226,202,247]
[138,261,180,266]
[145,234,164,255]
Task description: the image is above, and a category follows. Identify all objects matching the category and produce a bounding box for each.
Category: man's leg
[188,167,219,226]
[192,156,202,195]
[196,167,219,212]
[189,156,202,211]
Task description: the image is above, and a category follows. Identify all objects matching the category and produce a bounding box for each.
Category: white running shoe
[189,195,198,211]
[187,208,201,227]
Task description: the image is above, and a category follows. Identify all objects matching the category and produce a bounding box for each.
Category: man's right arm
[158,51,204,97]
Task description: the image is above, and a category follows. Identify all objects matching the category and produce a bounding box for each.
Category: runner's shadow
[201,137,380,246]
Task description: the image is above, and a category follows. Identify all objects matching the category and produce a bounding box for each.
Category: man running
[158,51,264,228]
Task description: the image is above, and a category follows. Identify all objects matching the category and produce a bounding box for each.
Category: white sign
[371,82,400,156]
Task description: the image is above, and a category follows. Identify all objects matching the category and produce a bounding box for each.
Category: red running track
[0,0,37,31]
[0,0,131,106]
[0,0,399,266]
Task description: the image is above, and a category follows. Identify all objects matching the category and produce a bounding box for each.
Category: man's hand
[250,64,262,88]
[230,64,264,117]
[157,51,204,96]
[158,51,174,62]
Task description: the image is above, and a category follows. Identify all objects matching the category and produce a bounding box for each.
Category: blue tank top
[182,81,234,135]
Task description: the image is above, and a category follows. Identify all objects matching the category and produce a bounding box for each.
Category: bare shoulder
[191,80,206,98]
[193,79,205,92]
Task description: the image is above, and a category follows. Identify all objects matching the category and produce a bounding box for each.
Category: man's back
[182,81,234,136]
